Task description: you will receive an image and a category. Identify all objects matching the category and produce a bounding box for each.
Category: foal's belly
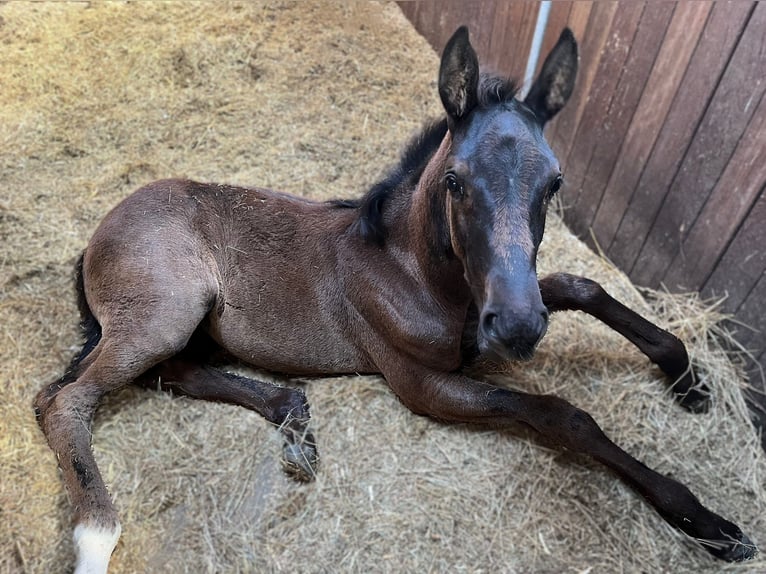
[205,270,373,376]
[208,315,371,375]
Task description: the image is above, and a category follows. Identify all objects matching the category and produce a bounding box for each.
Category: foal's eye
[445,173,463,197]
[547,176,563,200]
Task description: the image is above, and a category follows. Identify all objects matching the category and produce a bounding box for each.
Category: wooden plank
[410,1,436,51]
[488,0,516,76]
[607,2,753,277]
[560,1,645,239]
[572,2,675,245]
[630,2,766,288]
[732,272,766,356]
[397,2,417,23]
[566,0,594,43]
[426,0,453,52]
[396,1,555,90]
[461,0,497,61]
[546,2,618,162]
[591,2,712,254]
[508,2,539,81]
[487,1,537,80]
[479,0,497,57]
[663,93,766,290]
[703,187,766,311]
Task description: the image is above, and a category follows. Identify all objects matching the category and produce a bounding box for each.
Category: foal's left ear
[524,28,578,126]
[439,26,480,129]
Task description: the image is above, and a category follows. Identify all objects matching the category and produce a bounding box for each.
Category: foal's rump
[81,180,221,366]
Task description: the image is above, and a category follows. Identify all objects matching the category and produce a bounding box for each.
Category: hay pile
[1,2,763,572]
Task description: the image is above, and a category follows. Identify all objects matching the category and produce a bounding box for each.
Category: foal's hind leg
[34,255,216,573]
[539,272,710,412]
[34,335,194,573]
[140,357,319,481]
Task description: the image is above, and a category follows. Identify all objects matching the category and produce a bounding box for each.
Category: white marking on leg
[73,523,121,574]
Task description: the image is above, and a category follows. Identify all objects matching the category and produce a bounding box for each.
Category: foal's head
[438,27,577,361]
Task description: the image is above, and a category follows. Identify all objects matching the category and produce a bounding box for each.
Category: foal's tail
[34,252,102,421]
[69,251,103,378]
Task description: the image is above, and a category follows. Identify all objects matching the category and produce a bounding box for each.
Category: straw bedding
[1,2,763,572]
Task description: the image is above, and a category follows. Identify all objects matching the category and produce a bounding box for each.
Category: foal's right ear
[524,28,578,126]
[439,26,480,129]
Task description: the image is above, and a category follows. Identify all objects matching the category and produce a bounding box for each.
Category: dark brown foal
[35,26,756,572]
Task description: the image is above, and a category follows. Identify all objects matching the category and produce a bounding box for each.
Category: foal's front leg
[383,364,756,562]
[539,272,710,412]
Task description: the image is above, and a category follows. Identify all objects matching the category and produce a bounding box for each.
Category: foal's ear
[524,28,578,126]
[439,26,480,128]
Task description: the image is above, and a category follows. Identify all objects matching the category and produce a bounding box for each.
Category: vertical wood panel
[565,1,593,43]
[395,1,536,79]
[559,2,645,236]
[571,3,675,243]
[397,1,417,22]
[663,94,766,290]
[459,1,498,60]
[703,188,766,310]
[505,3,539,81]
[590,2,712,252]
[488,1,516,76]
[485,2,538,80]
[733,272,766,356]
[630,2,766,287]
[606,2,753,275]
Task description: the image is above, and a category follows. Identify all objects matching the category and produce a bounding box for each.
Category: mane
[329,117,449,246]
[330,74,519,246]
[476,73,520,108]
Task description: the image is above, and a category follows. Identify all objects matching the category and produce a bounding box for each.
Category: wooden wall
[398,2,766,402]
[398,1,539,81]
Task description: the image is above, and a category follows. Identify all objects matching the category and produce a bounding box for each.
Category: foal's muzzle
[478,271,549,361]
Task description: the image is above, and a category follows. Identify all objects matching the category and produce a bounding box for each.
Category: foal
[35,27,756,572]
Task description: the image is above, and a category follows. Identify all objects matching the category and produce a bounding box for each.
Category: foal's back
[84,178,371,374]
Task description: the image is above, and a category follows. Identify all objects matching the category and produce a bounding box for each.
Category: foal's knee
[34,381,101,436]
[540,273,607,312]
[647,333,690,379]
[33,385,57,428]
[534,395,608,453]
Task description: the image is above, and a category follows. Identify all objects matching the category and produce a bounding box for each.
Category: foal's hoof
[281,437,319,482]
[675,385,711,414]
[702,528,758,562]
[671,370,711,414]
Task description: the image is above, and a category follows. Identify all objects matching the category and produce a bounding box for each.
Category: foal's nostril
[482,312,498,336]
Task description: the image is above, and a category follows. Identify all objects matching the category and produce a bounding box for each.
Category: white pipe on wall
[521,1,551,98]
